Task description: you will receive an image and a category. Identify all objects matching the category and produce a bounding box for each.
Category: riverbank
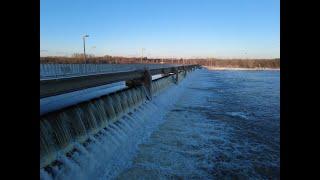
[204,66,280,71]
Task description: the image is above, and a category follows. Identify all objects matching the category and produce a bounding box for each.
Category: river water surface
[114,69,280,179]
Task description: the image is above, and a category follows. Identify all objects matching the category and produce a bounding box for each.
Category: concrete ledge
[40,65,199,98]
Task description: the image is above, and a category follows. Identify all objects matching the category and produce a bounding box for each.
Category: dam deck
[40,64,199,98]
[40,63,180,80]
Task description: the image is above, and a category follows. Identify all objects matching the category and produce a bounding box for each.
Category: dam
[40,64,280,179]
[40,64,200,179]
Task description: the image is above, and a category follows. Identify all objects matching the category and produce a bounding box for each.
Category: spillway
[40,70,197,180]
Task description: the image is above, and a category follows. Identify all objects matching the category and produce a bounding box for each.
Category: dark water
[116,69,280,179]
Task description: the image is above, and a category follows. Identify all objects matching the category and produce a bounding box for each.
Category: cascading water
[40,70,197,180]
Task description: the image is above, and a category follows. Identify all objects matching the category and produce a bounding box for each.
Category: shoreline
[204,66,280,71]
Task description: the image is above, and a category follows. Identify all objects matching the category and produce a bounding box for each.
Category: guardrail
[40,64,200,98]
[40,63,180,79]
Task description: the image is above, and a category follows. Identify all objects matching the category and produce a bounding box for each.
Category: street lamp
[141,48,145,64]
[83,34,89,63]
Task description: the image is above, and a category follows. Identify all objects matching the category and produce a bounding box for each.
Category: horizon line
[40,55,279,60]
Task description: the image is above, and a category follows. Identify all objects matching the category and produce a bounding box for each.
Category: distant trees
[40,56,280,68]
[189,58,280,68]
[71,53,95,58]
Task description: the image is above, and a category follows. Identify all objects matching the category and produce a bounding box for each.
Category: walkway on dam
[40,63,179,80]
[114,69,280,179]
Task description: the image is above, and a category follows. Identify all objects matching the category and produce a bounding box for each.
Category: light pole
[141,48,145,64]
[83,34,89,63]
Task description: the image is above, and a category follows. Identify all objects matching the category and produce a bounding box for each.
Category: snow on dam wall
[40,70,196,179]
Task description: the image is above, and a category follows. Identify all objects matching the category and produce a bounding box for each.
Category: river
[114,69,280,179]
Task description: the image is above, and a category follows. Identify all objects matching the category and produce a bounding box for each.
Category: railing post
[125,68,152,100]
[175,67,179,84]
[143,68,152,100]
[182,66,187,77]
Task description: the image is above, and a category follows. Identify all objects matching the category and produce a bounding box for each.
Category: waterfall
[40,70,197,180]
[101,96,117,122]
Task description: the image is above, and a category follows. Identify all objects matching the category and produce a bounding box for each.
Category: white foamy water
[41,69,279,179]
[115,69,280,179]
[40,70,200,180]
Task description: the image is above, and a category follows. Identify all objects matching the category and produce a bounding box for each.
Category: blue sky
[40,0,279,58]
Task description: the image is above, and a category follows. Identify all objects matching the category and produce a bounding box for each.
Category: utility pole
[141,48,145,64]
[83,34,89,63]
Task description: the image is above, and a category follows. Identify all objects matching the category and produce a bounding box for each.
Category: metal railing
[40,64,200,98]
[40,63,180,80]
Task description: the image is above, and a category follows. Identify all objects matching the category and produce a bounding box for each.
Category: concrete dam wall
[40,69,197,179]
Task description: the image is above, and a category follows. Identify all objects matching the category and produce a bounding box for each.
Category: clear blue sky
[40,0,279,58]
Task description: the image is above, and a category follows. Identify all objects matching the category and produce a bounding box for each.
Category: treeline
[194,58,280,68]
[40,55,280,68]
